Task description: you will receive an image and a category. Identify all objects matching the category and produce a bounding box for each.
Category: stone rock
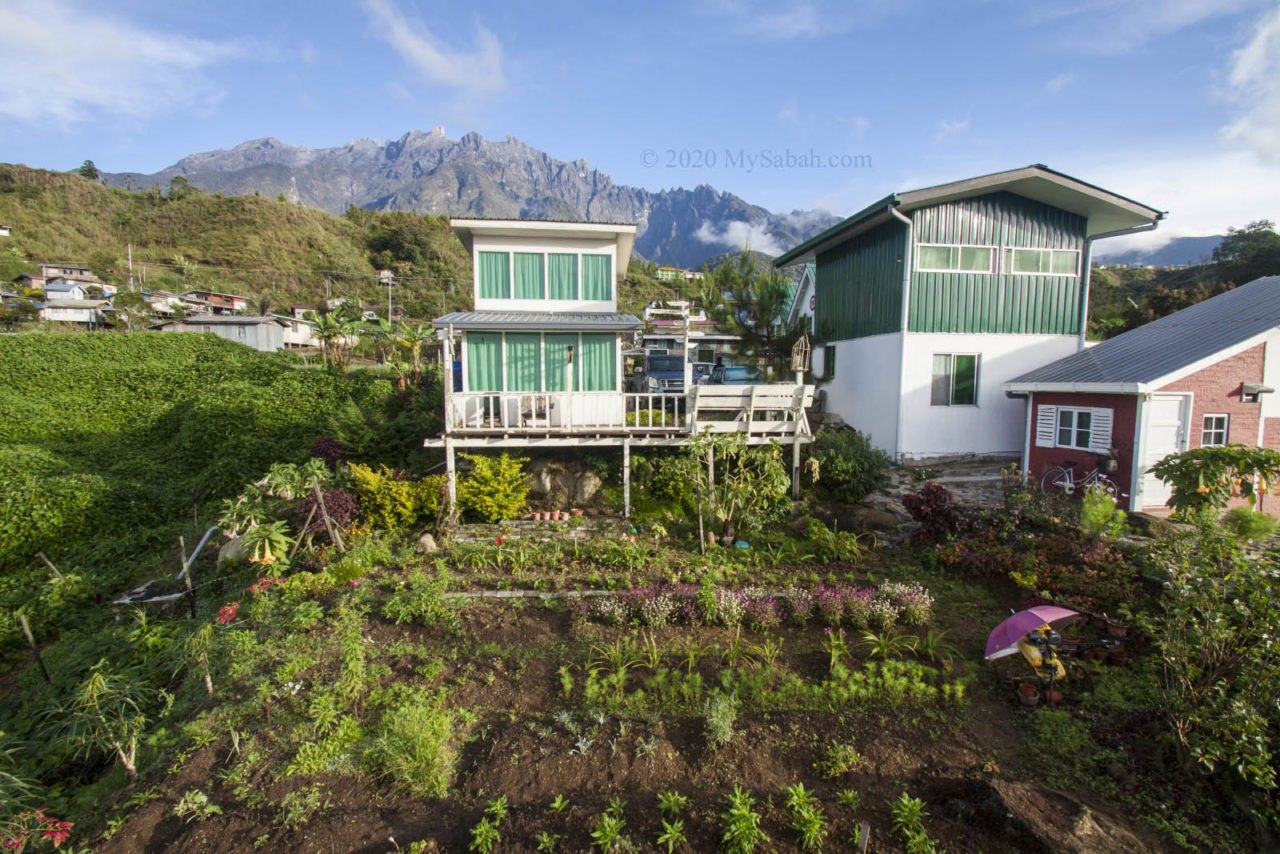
[217,536,248,565]
[526,459,557,496]
[1127,512,1183,541]
[574,471,603,504]
[414,532,438,554]
[847,506,901,534]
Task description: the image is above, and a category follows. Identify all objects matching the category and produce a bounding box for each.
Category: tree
[87,249,119,283]
[43,662,149,780]
[1213,220,1280,286]
[111,289,151,330]
[77,160,100,181]
[168,175,194,201]
[705,249,803,378]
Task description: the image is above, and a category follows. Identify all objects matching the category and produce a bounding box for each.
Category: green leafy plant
[656,818,687,853]
[720,785,767,854]
[1080,481,1127,539]
[277,785,331,831]
[535,830,561,852]
[240,520,295,569]
[1152,444,1280,515]
[835,788,861,811]
[468,817,500,854]
[173,789,222,823]
[371,689,469,797]
[383,565,456,627]
[858,629,918,660]
[704,692,737,748]
[818,740,864,778]
[688,432,791,541]
[1222,506,1278,543]
[890,791,938,854]
[548,794,570,814]
[348,463,443,530]
[43,662,149,779]
[590,811,629,852]
[457,453,530,523]
[807,428,891,503]
[783,783,828,851]
[917,629,961,666]
[657,789,689,818]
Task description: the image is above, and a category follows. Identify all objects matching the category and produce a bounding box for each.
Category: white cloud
[1026,0,1271,53]
[933,118,970,141]
[694,219,784,255]
[362,0,505,95]
[0,1,243,125]
[1221,4,1280,161]
[1043,72,1076,95]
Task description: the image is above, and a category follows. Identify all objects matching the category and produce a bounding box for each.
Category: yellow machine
[1017,625,1067,682]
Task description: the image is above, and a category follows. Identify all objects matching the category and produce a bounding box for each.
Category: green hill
[0,164,473,318]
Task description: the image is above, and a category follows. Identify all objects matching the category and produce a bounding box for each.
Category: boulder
[526,459,558,496]
[414,532,438,554]
[1127,512,1184,541]
[847,506,901,534]
[217,536,248,565]
[574,471,603,504]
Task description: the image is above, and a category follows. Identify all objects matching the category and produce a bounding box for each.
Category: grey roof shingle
[432,311,642,331]
[1007,275,1280,388]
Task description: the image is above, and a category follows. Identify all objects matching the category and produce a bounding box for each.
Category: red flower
[216,601,241,625]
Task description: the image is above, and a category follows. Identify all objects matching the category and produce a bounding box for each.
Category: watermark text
[640,147,871,172]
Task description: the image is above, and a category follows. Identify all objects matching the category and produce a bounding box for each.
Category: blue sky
[2,0,1279,253]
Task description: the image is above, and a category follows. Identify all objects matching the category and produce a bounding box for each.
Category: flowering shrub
[744,594,781,631]
[591,597,629,626]
[0,809,73,851]
[713,589,748,627]
[868,598,898,631]
[812,585,847,627]
[781,587,814,626]
[878,582,934,626]
[843,588,875,630]
[216,601,241,625]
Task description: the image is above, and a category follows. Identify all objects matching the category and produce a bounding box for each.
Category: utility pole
[127,243,134,291]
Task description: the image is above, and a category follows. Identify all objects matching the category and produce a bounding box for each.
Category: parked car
[691,362,715,385]
[709,365,762,385]
[628,353,687,393]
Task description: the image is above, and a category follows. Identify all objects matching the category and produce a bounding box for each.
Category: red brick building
[1004,275,1280,514]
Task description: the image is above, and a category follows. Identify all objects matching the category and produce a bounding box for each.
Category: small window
[824,344,836,379]
[930,353,978,406]
[1057,408,1093,450]
[1202,414,1229,447]
[1005,248,1079,276]
[917,244,993,274]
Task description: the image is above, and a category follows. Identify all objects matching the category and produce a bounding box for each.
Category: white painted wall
[1261,332,1280,421]
[471,234,618,313]
[823,333,902,456]
[899,333,1080,458]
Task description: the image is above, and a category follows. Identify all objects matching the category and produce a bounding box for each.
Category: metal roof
[1005,276,1280,391]
[432,311,642,331]
[774,164,1164,266]
[182,315,288,326]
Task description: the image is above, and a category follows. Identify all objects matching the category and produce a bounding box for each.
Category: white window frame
[930,353,980,407]
[1201,413,1229,447]
[1002,247,1080,277]
[915,243,995,274]
[1055,406,1096,450]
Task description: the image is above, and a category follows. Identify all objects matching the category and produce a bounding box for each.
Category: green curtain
[582,254,611,301]
[506,333,542,391]
[952,354,978,405]
[466,332,503,391]
[548,253,578,300]
[581,333,616,391]
[544,333,579,391]
[478,251,510,298]
[513,252,545,299]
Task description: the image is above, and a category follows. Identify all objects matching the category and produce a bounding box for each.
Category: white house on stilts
[425,218,817,514]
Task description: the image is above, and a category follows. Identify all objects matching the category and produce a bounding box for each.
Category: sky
[2,0,1279,255]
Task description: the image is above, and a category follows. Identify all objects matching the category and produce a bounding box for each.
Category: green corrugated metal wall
[815,220,906,340]
[908,192,1086,334]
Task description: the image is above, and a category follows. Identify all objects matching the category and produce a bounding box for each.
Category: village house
[181,289,248,313]
[0,224,10,237]
[39,262,99,283]
[40,299,111,328]
[1005,275,1280,514]
[425,218,815,511]
[773,165,1163,461]
[157,315,287,351]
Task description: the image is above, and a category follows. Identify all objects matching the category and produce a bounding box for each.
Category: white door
[1140,394,1190,508]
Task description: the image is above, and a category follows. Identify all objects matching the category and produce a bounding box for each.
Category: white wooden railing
[442,385,813,437]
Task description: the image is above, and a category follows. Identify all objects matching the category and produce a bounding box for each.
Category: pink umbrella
[984,606,1080,660]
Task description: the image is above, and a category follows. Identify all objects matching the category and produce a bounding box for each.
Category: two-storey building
[774,165,1163,460]
[427,218,815,513]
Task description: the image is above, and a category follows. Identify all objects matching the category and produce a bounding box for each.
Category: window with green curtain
[548,253,578,300]
[582,254,611,301]
[581,333,616,391]
[513,252,544,299]
[478,251,510,298]
[466,332,503,391]
[544,333,578,391]
[505,333,542,390]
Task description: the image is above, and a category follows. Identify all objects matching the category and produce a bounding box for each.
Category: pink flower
[216,602,240,625]
[350,580,360,587]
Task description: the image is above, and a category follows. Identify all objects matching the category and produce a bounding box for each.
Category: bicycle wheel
[1039,467,1070,495]
[1092,475,1118,497]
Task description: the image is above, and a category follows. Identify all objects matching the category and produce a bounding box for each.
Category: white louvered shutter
[1088,407,1114,454]
[1035,405,1057,448]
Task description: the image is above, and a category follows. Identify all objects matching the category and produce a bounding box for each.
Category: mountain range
[1093,235,1223,267]
[105,129,840,269]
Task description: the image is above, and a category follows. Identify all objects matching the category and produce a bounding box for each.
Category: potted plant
[1018,683,1040,707]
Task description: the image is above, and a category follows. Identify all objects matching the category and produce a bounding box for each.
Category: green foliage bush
[1151,444,1280,515]
[370,689,467,797]
[1222,506,1278,543]
[457,454,529,523]
[383,565,456,628]
[808,429,891,503]
[327,536,395,584]
[1079,482,1127,539]
[347,463,443,530]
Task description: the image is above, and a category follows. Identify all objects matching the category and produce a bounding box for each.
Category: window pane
[1057,410,1074,447]
[505,333,541,391]
[580,333,616,391]
[478,251,510,299]
[466,332,503,392]
[582,255,612,301]
[1012,249,1047,274]
[958,247,992,272]
[919,246,953,270]
[1075,411,1092,448]
[548,253,578,300]
[513,252,545,299]
[544,333,579,391]
[1051,250,1077,275]
[952,354,977,404]
[930,354,952,405]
